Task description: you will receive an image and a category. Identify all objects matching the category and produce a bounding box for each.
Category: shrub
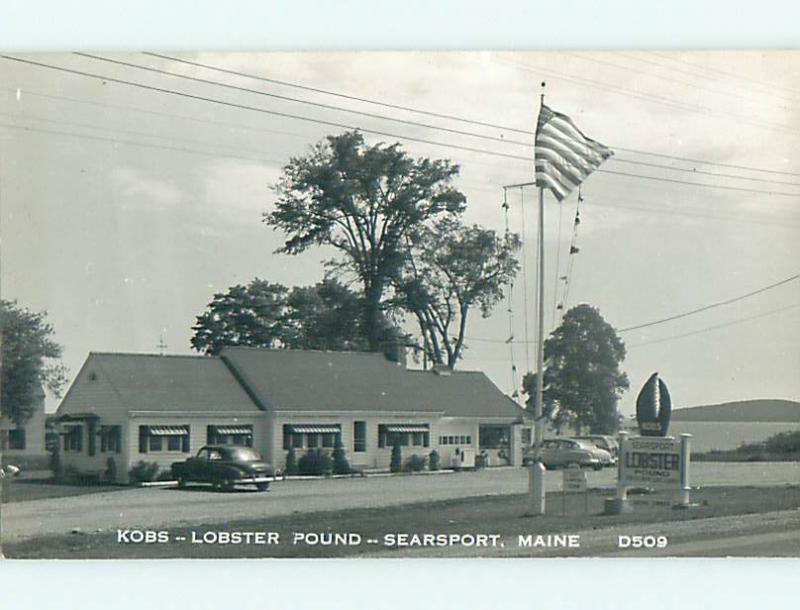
[404,454,426,472]
[105,456,118,483]
[298,449,333,476]
[390,443,402,473]
[285,446,298,475]
[332,436,351,475]
[765,431,800,454]
[50,449,64,479]
[429,450,440,471]
[129,460,160,484]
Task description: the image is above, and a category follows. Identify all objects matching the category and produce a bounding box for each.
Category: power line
[569,51,787,111]
[76,52,535,148]
[89,54,800,188]
[618,273,800,333]
[4,55,800,198]
[645,51,799,103]
[464,274,800,344]
[501,56,800,139]
[144,51,533,135]
[10,58,800,182]
[0,121,283,165]
[627,303,800,348]
[136,52,800,180]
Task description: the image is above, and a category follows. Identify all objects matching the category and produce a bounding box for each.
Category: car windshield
[573,439,597,450]
[226,447,261,462]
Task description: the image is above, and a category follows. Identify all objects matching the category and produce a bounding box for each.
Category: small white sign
[563,468,587,493]
[620,436,681,485]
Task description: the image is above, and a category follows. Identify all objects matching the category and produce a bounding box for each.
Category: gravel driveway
[3,462,798,543]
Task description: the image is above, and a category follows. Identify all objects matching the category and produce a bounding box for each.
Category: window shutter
[115,427,122,454]
[139,426,148,453]
[182,427,190,453]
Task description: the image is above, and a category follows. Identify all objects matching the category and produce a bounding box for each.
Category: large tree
[190,279,290,355]
[396,217,520,369]
[264,131,466,352]
[0,300,67,426]
[525,304,629,434]
[190,277,400,356]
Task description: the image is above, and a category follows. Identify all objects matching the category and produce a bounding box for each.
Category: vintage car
[573,435,620,459]
[523,438,612,470]
[171,445,275,491]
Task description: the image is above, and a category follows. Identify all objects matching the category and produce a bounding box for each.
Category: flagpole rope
[551,198,565,330]
[502,188,520,400]
[519,186,532,374]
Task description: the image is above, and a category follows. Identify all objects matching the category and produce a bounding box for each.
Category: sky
[1,50,799,414]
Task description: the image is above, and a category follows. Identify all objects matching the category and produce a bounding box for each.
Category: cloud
[111,167,184,209]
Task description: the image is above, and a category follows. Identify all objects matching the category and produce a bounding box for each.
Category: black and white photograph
[1,48,798,561]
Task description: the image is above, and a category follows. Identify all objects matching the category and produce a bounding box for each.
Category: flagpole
[528,82,547,516]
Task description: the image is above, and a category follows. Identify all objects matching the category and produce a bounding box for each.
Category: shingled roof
[57,352,261,416]
[220,346,527,419]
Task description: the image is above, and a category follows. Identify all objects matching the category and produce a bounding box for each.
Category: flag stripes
[535,103,613,201]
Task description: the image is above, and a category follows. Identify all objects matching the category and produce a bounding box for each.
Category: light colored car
[0,464,21,478]
[525,438,611,470]
[573,435,619,459]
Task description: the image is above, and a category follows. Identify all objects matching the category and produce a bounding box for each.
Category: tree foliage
[190,277,401,355]
[524,304,629,434]
[264,131,466,351]
[190,280,289,355]
[396,216,520,369]
[1,300,67,426]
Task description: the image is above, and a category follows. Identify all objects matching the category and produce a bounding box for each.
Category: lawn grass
[6,484,800,559]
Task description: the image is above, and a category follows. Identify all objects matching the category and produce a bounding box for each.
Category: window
[8,428,25,450]
[522,428,532,445]
[354,421,366,452]
[283,424,341,450]
[140,425,189,452]
[479,425,511,449]
[466,435,472,444]
[65,426,83,452]
[100,426,121,454]
[209,425,253,447]
[322,433,335,448]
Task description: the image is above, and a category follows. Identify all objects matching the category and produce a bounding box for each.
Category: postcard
[1,50,798,559]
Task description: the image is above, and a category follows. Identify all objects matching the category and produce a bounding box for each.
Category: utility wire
[4,55,800,197]
[627,303,800,348]
[144,51,532,135]
[618,273,800,332]
[76,52,535,148]
[465,274,800,344]
[139,53,800,180]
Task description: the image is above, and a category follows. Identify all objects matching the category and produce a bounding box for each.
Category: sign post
[678,433,692,508]
[562,466,588,516]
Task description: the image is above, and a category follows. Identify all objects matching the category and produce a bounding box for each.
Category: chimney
[431,364,452,376]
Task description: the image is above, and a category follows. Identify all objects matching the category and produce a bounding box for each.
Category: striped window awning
[147,425,189,436]
[211,425,252,435]
[288,425,341,434]
[385,424,429,433]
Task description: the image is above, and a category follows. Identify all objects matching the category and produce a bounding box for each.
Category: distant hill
[671,399,800,423]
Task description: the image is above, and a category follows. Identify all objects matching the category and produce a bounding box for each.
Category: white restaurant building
[56,347,532,483]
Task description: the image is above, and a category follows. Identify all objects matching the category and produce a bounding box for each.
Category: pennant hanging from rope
[535,103,613,201]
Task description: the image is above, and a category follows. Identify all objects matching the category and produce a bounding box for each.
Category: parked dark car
[171,446,275,491]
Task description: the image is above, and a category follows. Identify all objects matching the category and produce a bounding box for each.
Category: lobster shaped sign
[635,372,672,437]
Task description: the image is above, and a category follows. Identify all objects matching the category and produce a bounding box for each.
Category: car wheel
[593,464,603,471]
[177,477,186,488]
[256,482,270,492]
[220,479,234,492]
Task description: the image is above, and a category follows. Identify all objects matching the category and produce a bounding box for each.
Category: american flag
[535,103,613,201]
